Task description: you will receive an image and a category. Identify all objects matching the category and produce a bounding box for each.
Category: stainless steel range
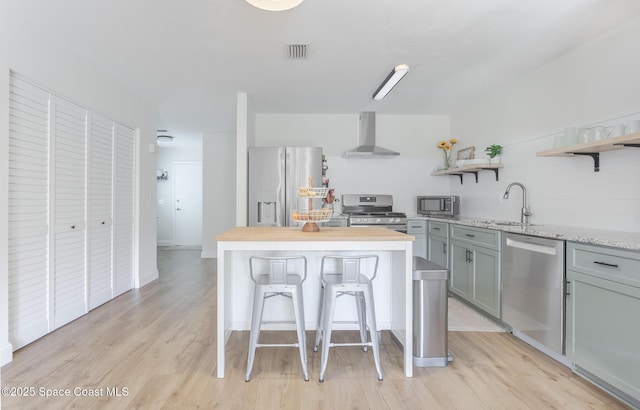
[342,194,408,233]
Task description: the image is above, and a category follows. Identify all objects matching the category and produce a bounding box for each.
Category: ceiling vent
[287,43,308,59]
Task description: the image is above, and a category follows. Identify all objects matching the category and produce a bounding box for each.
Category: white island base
[215,226,414,378]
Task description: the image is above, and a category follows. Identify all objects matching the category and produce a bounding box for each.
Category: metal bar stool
[245,256,309,382]
[314,255,383,382]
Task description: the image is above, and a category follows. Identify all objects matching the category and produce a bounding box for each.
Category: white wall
[202,132,237,258]
[449,16,640,232]
[253,114,452,215]
[1,10,158,365]
[156,139,203,246]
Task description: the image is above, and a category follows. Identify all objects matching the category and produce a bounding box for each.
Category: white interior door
[8,75,51,349]
[52,96,87,329]
[173,161,202,246]
[114,123,135,296]
[88,113,114,309]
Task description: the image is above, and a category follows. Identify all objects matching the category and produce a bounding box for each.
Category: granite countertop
[407,215,640,252]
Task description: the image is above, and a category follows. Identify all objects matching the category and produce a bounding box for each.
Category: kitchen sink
[477,220,539,227]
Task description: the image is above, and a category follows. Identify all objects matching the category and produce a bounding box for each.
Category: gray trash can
[412,256,452,367]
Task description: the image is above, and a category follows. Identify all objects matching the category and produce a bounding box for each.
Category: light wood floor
[1,248,629,409]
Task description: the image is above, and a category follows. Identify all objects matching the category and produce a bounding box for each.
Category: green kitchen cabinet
[407,218,427,259]
[566,242,640,406]
[449,225,501,319]
[450,240,472,299]
[427,221,449,268]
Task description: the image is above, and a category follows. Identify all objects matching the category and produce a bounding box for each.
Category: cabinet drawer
[407,219,427,233]
[450,225,501,251]
[567,242,640,289]
[428,221,449,238]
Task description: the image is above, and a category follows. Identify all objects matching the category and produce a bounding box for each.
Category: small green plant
[484,144,503,158]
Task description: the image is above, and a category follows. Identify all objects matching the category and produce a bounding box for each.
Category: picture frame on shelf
[457,146,475,160]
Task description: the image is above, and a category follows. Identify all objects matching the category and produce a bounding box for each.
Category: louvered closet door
[114,123,135,296]
[7,75,51,349]
[52,97,87,329]
[88,113,114,309]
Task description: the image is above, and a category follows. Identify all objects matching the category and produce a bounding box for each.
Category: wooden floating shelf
[431,163,504,184]
[536,132,640,172]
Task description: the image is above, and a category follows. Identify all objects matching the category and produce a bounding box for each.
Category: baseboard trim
[0,341,14,366]
[138,268,159,288]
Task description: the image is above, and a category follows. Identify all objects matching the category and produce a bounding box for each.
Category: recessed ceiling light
[246,0,304,11]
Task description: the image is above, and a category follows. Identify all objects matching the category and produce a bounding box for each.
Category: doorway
[156,133,203,247]
[173,161,203,246]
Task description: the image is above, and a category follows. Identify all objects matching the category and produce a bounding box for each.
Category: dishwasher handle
[506,237,558,255]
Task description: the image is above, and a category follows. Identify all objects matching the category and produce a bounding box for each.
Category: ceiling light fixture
[157,135,174,142]
[246,0,304,11]
[372,64,410,100]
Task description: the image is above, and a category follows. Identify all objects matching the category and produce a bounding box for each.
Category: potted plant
[485,144,503,164]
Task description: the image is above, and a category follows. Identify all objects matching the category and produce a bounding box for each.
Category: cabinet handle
[70,225,75,229]
[101,221,105,225]
[433,227,440,231]
[443,243,447,254]
[565,280,571,296]
[468,250,473,263]
[593,261,619,268]
[465,233,475,238]
[465,249,470,262]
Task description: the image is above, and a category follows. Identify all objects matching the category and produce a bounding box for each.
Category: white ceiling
[6,0,640,136]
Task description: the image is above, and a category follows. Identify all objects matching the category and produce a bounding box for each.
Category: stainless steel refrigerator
[248,147,322,227]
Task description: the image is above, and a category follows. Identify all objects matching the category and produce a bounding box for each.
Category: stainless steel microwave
[417,196,460,217]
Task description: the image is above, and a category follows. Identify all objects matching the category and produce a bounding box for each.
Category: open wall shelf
[536,132,640,172]
[431,163,504,184]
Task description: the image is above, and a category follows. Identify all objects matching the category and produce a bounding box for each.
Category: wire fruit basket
[294,178,332,232]
[297,187,330,198]
[292,208,333,223]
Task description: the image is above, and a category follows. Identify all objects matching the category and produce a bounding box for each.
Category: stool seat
[314,255,383,382]
[245,256,309,382]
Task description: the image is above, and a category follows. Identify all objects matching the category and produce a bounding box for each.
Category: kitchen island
[215,226,414,378]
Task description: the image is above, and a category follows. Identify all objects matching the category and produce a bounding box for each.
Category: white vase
[489,155,501,164]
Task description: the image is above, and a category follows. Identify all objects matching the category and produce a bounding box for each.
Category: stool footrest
[260,320,296,325]
[330,320,368,325]
[329,342,372,348]
[256,343,299,348]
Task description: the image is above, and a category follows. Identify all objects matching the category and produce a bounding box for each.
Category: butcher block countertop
[216,226,414,242]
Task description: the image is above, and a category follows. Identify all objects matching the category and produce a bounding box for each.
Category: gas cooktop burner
[348,212,407,217]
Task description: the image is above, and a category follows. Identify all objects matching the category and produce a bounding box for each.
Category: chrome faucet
[503,182,532,225]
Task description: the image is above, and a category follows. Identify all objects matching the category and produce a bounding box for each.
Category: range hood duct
[344,112,399,158]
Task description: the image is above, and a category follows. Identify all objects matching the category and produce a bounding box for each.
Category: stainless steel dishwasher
[502,232,566,363]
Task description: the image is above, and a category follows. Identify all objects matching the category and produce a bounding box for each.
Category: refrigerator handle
[278,149,287,226]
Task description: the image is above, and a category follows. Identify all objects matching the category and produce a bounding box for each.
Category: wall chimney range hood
[343,112,399,158]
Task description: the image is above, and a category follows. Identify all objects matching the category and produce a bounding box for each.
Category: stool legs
[313,283,325,352]
[318,285,383,382]
[355,292,368,352]
[245,284,309,382]
[291,284,310,381]
[246,285,266,382]
[365,285,383,380]
[319,288,337,382]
